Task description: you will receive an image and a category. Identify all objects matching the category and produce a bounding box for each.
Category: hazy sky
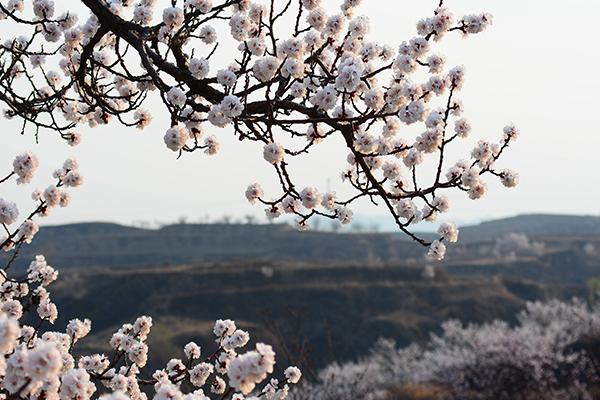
[2,0,599,229]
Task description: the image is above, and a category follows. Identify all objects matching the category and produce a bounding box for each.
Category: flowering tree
[0,154,302,400]
[0,0,519,260]
[294,299,600,400]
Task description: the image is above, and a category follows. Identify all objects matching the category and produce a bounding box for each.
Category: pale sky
[2,0,599,229]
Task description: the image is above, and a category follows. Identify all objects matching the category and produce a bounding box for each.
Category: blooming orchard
[294,299,600,400]
[0,154,301,400]
[0,0,519,259]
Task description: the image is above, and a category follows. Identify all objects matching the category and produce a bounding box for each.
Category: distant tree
[153,219,168,228]
[368,223,380,233]
[310,217,321,231]
[491,232,545,262]
[422,265,435,279]
[329,219,341,233]
[197,213,213,224]
[350,221,364,233]
[587,277,600,304]
[218,214,233,224]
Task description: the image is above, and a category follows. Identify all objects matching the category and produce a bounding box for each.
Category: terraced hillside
[8,214,600,374]
[50,260,586,374]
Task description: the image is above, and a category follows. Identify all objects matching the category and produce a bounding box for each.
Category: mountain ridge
[4,213,599,270]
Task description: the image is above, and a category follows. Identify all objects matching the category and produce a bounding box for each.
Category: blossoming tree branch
[0,159,302,399]
[0,0,518,399]
[0,0,518,260]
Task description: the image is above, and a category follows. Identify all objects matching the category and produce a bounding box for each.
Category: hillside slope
[52,261,557,373]
[8,214,600,373]
[5,214,600,270]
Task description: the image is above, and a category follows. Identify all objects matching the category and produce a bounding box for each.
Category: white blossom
[245,183,263,204]
[501,169,519,188]
[263,142,285,164]
[190,58,210,80]
[167,87,187,108]
[0,198,19,225]
[184,342,201,359]
[12,152,39,184]
[284,366,302,384]
[299,187,321,209]
[164,124,189,152]
[438,222,459,243]
[162,7,184,31]
[427,240,446,260]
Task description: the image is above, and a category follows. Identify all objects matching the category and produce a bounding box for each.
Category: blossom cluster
[0,288,301,400]
[0,155,301,400]
[1,153,83,250]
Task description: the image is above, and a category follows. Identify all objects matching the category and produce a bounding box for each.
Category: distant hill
[456,214,600,242]
[2,221,426,270]
[3,214,600,271]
